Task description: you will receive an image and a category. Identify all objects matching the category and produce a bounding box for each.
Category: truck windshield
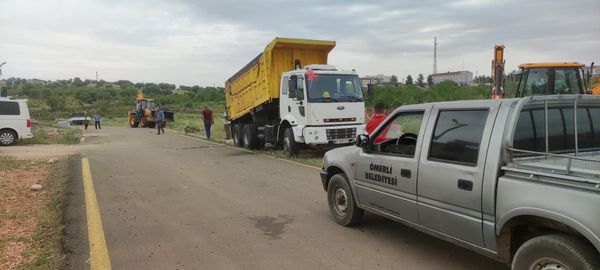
[306,74,363,103]
[517,68,584,97]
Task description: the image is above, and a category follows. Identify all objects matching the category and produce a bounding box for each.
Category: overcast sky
[1,0,598,86]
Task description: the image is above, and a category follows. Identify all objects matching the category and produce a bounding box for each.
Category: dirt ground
[0,159,61,269]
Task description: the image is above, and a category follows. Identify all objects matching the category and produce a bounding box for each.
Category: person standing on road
[201,106,213,139]
[156,106,165,135]
[223,107,231,139]
[94,112,102,130]
[366,103,386,134]
[84,111,89,130]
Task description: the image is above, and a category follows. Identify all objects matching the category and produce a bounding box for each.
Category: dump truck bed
[225,37,335,121]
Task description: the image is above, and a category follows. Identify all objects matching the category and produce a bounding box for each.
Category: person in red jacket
[366,103,386,134]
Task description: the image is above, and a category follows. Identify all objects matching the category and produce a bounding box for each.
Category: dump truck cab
[282,65,365,146]
[516,62,587,97]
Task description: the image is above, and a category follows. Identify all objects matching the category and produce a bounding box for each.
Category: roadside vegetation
[0,157,67,269]
[24,123,82,145]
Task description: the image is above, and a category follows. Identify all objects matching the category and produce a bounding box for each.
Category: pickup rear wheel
[0,130,17,146]
[283,128,299,157]
[512,234,600,270]
[327,173,363,226]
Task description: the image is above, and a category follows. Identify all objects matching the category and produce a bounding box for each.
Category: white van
[0,97,33,146]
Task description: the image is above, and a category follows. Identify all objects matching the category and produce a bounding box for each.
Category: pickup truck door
[417,104,499,247]
[355,109,429,223]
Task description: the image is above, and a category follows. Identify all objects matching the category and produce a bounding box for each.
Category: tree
[427,75,434,87]
[406,74,413,85]
[73,77,84,87]
[390,75,398,83]
[417,74,425,87]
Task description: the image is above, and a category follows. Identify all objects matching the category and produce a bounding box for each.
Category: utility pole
[96,71,99,82]
[433,37,438,75]
[0,62,6,97]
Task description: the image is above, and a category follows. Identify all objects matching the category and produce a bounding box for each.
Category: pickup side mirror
[288,75,297,99]
[356,134,371,149]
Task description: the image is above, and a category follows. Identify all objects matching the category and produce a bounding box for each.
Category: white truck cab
[280,65,365,147]
[0,97,33,145]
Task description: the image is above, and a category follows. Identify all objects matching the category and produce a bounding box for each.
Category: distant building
[360,74,395,89]
[431,70,473,86]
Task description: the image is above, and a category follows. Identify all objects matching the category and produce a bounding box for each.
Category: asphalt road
[65,126,509,270]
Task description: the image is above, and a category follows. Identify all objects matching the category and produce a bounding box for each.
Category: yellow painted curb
[82,158,112,270]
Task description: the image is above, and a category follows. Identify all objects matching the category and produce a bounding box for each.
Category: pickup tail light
[27,119,31,128]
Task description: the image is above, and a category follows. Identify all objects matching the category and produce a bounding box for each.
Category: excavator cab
[516,63,586,97]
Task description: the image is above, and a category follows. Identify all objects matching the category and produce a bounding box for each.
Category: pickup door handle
[457,179,473,191]
[400,169,411,178]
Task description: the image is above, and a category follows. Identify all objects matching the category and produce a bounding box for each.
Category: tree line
[2,77,225,119]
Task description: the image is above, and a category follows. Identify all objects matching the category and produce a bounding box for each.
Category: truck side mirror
[356,134,371,150]
[288,75,297,98]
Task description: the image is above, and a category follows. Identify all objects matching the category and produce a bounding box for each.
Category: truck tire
[283,128,299,157]
[232,124,243,147]
[512,234,600,270]
[129,115,139,128]
[327,173,363,226]
[148,122,156,128]
[242,124,259,149]
[140,118,148,128]
[0,129,17,146]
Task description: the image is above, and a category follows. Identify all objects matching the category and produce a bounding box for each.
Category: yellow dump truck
[225,37,365,156]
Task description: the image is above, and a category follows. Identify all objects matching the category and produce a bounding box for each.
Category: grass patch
[23,123,81,145]
[102,116,128,127]
[168,113,226,142]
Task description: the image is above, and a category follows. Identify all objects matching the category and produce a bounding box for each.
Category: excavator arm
[490,45,505,99]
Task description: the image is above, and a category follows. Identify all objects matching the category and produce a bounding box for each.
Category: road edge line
[81,158,112,270]
[166,130,321,171]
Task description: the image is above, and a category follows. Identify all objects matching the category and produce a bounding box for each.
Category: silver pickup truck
[320,95,600,270]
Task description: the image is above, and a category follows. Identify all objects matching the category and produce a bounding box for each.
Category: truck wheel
[0,130,17,146]
[283,128,299,157]
[129,115,139,128]
[512,234,600,270]
[327,173,363,226]
[242,124,259,149]
[148,122,156,128]
[232,124,243,147]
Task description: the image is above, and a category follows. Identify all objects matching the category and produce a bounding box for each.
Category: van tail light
[27,119,31,128]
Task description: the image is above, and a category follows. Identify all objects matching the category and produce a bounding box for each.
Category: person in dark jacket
[201,106,213,139]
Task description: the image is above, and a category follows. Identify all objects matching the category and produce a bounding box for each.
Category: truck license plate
[332,139,349,144]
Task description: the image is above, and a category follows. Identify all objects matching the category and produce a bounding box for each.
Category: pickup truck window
[372,111,424,157]
[514,106,600,153]
[0,101,20,115]
[429,110,488,166]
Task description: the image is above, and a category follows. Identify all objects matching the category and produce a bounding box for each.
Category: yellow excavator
[128,91,174,128]
[489,45,595,98]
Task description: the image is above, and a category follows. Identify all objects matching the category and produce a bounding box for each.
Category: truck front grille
[326,128,356,140]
